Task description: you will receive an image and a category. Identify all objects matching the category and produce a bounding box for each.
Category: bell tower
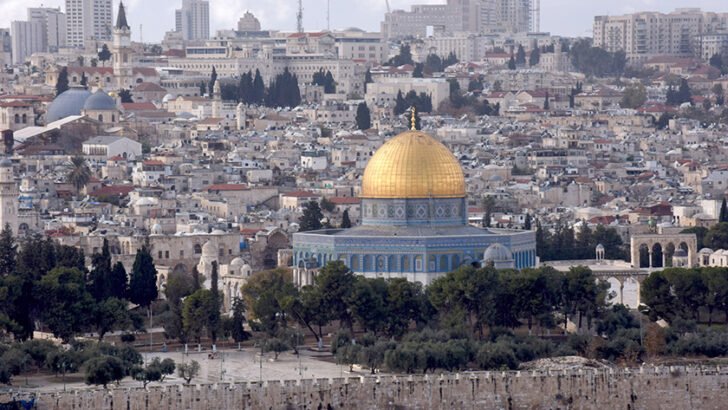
[112,2,133,90]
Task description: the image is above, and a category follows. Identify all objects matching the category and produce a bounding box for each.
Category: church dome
[361,130,465,199]
[46,87,92,122]
[83,90,116,111]
[0,158,12,168]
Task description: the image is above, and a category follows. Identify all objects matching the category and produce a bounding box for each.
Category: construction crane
[385,0,391,13]
[296,0,303,33]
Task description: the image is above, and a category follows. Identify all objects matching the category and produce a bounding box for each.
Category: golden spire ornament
[410,106,416,130]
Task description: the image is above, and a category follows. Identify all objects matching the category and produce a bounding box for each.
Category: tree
[492,80,503,92]
[355,102,371,130]
[508,56,516,70]
[118,89,133,103]
[264,337,291,360]
[209,261,221,343]
[387,44,414,66]
[85,356,125,388]
[132,357,175,387]
[710,53,724,71]
[80,72,88,87]
[524,214,532,231]
[529,48,540,67]
[543,92,550,110]
[393,90,406,115]
[77,56,84,67]
[640,270,677,322]
[128,245,158,311]
[90,58,98,67]
[412,63,424,78]
[515,45,526,66]
[721,198,728,223]
[209,67,218,94]
[424,54,443,74]
[199,82,207,96]
[299,200,324,231]
[482,196,495,228]
[90,239,112,301]
[315,261,357,333]
[98,44,111,66]
[324,70,336,93]
[92,297,140,341]
[182,289,217,343]
[705,223,728,250]
[191,265,201,291]
[229,297,251,345]
[55,67,69,96]
[107,262,128,300]
[681,226,708,249]
[621,82,647,109]
[345,277,388,334]
[385,278,425,337]
[341,210,352,228]
[252,69,265,104]
[0,224,16,276]
[66,155,91,195]
[714,84,725,106]
[364,69,373,93]
[177,360,200,384]
[39,267,95,342]
[241,268,296,334]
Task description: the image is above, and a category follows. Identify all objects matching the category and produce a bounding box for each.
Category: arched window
[363,255,373,271]
[194,244,202,254]
[401,255,410,272]
[350,255,359,271]
[440,255,448,272]
[21,114,26,124]
[452,254,460,268]
[428,255,437,271]
[14,114,19,123]
[98,114,104,122]
[388,255,396,272]
[414,256,423,271]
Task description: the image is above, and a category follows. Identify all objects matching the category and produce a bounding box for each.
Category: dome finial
[410,106,416,130]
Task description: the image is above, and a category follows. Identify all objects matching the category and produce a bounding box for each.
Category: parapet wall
[4,366,728,409]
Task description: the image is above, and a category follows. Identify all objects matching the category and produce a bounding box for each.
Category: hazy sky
[1,0,727,42]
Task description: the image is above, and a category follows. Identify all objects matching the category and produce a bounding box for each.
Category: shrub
[476,342,518,370]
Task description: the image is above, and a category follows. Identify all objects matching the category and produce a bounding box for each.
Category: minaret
[112,2,133,90]
[212,79,222,118]
[0,158,19,234]
[236,103,246,130]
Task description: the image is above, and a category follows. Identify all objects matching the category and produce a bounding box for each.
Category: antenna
[139,24,143,43]
[327,0,330,31]
[296,0,304,33]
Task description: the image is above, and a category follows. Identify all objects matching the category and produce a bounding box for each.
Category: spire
[115,1,130,30]
[410,106,416,131]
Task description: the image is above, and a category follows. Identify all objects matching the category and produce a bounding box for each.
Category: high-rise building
[0,29,11,67]
[28,7,67,52]
[175,0,209,41]
[237,11,261,32]
[381,0,538,40]
[593,8,728,63]
[11,20,43,65]
[65,0,114,47]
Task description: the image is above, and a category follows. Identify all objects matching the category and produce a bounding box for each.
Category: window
[165,251,169,259]
[194,244,202,254]
[158,251,163,259]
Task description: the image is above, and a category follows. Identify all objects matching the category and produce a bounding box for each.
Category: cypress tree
[90,239,112,301]
[0,223,16,276]
[721,198,728,223]
[107,261,128,300]
[253,69,265,104]
[355,102,371,130]
[508,56,516,70]
[209,261,220,343]
[394,90,406,115]
[209,66,217,93]
[191,265,201,291]
[55,67,69,96]
[128,245,158,310]
[515,45,526,66]
[341,210,352,228]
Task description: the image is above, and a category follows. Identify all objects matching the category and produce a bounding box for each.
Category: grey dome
[483,243,513,262]
[46,87,92,122]
[83,90,116,111]
[0,158,12,167]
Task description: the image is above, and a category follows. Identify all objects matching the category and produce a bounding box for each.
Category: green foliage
[355,102,371,130]
[569,39,626,77]
[666,78,691,106]
[118,89,133,103]
[515,45,526,66]
[529,47,540,67]
[507,56,516,70]
[341,210,352,228]
[705,222,728,250]
[229,297,251,343]
[39,267,95,342]
[621,82,647,109]
[177,360,200,383]
[412,63,424,78]
[84,356,125,388]
[315,261,356,332]
[241,268,296,335]
[537,223,625,261]
[298,200,324,232]
[265,68,301,108]
[182,289,218,343]
[312,69,336,93]
[98,44,111,64]
[263,337,291,359]
[66,155,91,195]
[128,245,158,308]
[56,67,69,96]
[681,226,708,249]
[387,44,414,66]
[131,357,175,387]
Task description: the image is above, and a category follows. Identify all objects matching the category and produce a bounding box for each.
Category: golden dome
[361,130,465,199]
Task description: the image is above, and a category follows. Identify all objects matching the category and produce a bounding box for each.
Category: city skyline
[1,0,727,44]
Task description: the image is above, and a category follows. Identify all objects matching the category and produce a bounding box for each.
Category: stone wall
[3,366,728,409]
